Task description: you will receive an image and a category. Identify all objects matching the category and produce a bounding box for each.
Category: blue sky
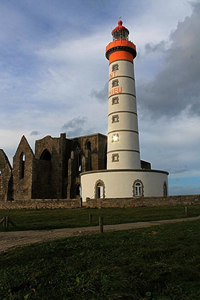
[0,0,200,195]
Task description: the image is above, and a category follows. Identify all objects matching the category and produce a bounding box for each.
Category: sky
[0,0,200,196]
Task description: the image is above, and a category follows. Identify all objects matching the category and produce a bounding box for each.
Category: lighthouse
[81,20,169,201]
[106,20,140,169]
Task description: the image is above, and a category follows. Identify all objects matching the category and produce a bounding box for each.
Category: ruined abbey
[0,133,108,201]
[0,133,152,201]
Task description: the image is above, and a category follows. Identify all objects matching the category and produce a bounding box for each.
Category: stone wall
[85,194,200,208]
[73,133,107,171]
[34,133,70,199]
[0,150,12,201]
[67,133,107,199]
[0,199,81,210]
[1,194,200,210]
[13,136,34,200]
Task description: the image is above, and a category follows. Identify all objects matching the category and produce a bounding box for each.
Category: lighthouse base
[80,169,169,202]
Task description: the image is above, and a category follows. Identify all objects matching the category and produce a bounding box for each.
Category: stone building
[0,133,107,201]
[0,149,12,201]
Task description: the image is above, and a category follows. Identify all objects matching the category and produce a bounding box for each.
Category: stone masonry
[0,194,200,210]
[0,133,107,201]
[0,150,12,201]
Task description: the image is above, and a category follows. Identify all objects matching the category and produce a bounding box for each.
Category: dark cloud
[62,116,87,138]
[30,131,40,136]
[137,2,200,118]
[145,41,167,53]
[90,83,107,103]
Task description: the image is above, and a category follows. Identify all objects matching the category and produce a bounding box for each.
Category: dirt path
[1,216,200,253]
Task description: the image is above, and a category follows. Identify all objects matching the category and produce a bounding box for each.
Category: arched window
[78,157,82,172]
[74,143,82,172]
[19,152,25,179]
[133,180,144,197]
[95,180,105,199]
[85,140,91,171]
[75,184,81,198]
[86,141,91,152]
[40,149,51,161]
[163,181,168,196]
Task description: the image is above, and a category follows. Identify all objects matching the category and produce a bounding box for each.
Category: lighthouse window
[133,180,144,197]
[112,79,119,87]
[135,183,142,196]
[112,134,119,142]
[163,181,168,196]
[112,153,119,162]
[112,115,119,123]
[112,97,119,105]
[112,64,119,72]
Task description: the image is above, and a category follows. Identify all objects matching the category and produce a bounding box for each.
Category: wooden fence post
[0,216,16,229]
[5,216,8,228]
[89,213,93,225]
[185,206,188,216]
[99,216,103,233]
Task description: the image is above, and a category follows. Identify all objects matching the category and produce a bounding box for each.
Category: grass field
[1,219,200,299]
[1,205,200,232]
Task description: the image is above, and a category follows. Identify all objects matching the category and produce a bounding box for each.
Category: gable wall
[12,137,34,200]
[0,150,12,201]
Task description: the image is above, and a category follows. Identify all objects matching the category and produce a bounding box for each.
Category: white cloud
[139,112,200,179]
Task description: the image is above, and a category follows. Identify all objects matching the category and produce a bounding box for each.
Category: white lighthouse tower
[81,20,169,202]
[106,20,140,170]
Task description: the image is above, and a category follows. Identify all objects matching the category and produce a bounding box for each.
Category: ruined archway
[40,149,51,161]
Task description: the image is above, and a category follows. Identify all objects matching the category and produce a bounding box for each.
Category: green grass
[1,220,200,299]
[0,205,200,232]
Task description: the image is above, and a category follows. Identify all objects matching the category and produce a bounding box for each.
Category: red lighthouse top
[106,20,136,62]
[112,20,129,40]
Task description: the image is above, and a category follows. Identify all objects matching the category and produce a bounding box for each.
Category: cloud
[30,131,40,136]
[139,110,200,179]
[137,2,200,119]
[145,41,168,53]
[90,83,107,103]
[62,116,88,138]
